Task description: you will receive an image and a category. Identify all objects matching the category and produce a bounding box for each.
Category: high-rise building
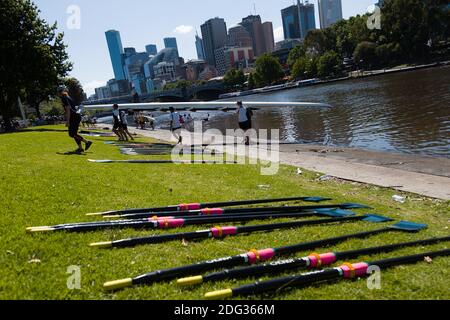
[164,37,178,51]
[105,30,125,80]
[145,44,158,56]
[200,17,228,67]
[214,46,254,76]
[298,0,316,39]
[241,15,265,57]
[227,24,253,48]
[281,5,301,39]
[195,33,206,60]
[318,0,343,29]
[262,22,275,53]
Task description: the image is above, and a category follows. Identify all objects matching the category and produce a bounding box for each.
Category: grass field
[0,125,448,300]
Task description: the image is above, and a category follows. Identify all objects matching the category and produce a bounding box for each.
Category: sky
[33,0,376,95]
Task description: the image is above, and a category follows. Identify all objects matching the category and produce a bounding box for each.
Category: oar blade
[389,221,427,232]
[361,214,393,223]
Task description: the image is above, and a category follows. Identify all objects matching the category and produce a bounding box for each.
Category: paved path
[97,124,450,200]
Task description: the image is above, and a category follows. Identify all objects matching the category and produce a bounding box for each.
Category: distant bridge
[83,82,226,106]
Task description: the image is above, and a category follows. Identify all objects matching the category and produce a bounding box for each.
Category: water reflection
[206,66,450,157]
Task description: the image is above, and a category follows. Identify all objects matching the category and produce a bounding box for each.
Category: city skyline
[33,0,377,95]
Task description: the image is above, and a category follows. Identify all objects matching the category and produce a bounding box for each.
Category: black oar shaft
[231,249,450,297]
[99,216,361,248]
[196,236,450,284]
[97,196,330,216]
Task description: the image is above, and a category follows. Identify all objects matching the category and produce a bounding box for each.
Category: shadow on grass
[56,151,91,156]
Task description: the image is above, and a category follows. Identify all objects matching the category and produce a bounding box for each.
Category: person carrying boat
[112,104,125,141]
[120,110,134,141]
[169,107,183,144]
[58,85,93,153]
[236,101,253,145]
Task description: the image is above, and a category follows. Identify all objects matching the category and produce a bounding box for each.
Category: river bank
[101,124,450,200]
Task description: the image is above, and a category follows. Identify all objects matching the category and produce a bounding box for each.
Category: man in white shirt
[169,107,183,144]
[237,101,253,145]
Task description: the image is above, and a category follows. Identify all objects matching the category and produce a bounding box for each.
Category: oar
[27,210,362,233]
[85,196,336,217]
[179,235,450,286]
[103,204,369,220]
[89,210,365,248]
[205,248,450,299]
[102,218,422,291]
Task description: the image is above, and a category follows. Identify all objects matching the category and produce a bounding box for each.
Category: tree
[253,54,284,86]
[353,41,378,70]
[291,56,318,80]
[287,45,306,69]
[64,77,85,106]
[224,69,246,89]
[0,0,72,130]
[317,51,343,78]
[247,73,256,89]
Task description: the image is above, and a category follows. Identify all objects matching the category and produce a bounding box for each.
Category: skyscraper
[105,30,125,80]
[201,17,228,67]
[227,24,253,48]
[298,0,316,39]
[145,44,158,56]
[318,0,343,29]
[164,37,178,51]
[195,33,206,60]
[262,22,275,53]
[281,5,301,39]
[241,15,265,57]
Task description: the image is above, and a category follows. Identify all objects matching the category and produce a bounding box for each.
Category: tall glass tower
[105,30,125,80]
[200,17,228,67]
[318,0,343,29]
[298,0,316,39]
[195,33,206,60]
[164,37,178,51]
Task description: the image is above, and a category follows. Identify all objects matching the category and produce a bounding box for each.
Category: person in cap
[58,85,92,153]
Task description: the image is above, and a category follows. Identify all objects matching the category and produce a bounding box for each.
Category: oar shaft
[191,236,450,284]
[229,249,450,298]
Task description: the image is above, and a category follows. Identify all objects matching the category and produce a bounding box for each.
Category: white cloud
[274,26,284,43]
[83,80,106,96]
[173,25,194,35]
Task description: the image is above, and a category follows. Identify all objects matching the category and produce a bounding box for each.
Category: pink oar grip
[157,218,185,229]
[200,208,224,215]
[178,203,201,211]
[247,248,276,264]
[340,262,369,278]
[307,252,337,268]
[210,226,238,238]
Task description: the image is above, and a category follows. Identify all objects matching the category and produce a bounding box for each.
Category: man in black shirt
[58,86,92,153]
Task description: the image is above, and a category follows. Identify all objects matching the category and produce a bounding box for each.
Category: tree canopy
[0,0,72,130]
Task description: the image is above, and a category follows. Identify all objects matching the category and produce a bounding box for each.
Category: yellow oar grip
[204,289,233,300]
[176,275,203,286]
[103,278,133,291]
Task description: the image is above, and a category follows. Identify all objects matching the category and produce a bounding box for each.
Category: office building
[241,15,265,56]
[262,22,275,53]
[298,0,316,38]
[200,17,228,67]
[105,30,125,80]
[164,37,178,51]
[318,0,343,29]
[95,86,111,100]
[214,46,254,76]
[281,5,301,39]
[195,34,206,60]
[228,24,253,47]
[145,44,158,56]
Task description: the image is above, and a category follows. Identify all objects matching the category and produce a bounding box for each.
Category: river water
[205,66,450,158]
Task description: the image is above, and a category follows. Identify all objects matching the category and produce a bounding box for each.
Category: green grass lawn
[0,125,448,300]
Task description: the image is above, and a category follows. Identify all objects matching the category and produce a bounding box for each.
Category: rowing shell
[83,101,332,112]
